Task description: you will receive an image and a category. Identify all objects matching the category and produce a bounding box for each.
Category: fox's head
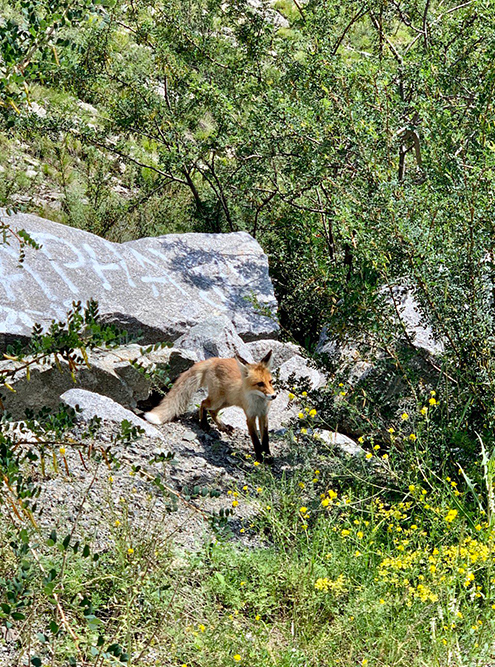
[236,351,277,402]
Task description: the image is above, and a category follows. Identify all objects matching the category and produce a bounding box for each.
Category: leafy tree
[3,0,495,446]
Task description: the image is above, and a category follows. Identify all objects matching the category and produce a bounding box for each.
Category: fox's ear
[235,354,250,377]
[260,350,273,369]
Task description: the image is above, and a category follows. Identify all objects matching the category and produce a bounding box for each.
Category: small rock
[60,388,165,440]
[314,429,364,457]
[175,315,253,361]
[246,339,300,367]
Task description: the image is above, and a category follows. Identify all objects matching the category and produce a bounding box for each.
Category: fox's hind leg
[199,398,233,433]
[199,398,211,430]
[209,409,234,434]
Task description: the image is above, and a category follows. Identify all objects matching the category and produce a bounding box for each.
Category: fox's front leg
[246,416,264,462]
[258,414,273,462]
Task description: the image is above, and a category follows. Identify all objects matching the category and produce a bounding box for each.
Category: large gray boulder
[0,210,278,350]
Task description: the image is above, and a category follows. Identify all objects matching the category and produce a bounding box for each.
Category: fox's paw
[217,422,234,434]
[255,453,273,465]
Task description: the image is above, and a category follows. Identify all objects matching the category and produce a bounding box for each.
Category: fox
[144,351,277,462]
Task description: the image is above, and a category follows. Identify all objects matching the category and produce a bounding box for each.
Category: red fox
[144,351,276,462]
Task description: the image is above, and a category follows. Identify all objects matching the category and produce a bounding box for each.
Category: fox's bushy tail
[144,364,204,425]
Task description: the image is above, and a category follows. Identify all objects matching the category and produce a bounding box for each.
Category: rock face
[317,285,442,367]
[0,210,278,349]
[389,286,443,356]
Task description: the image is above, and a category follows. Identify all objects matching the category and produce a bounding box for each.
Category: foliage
[0,208,41,264]
[3,0,495,662]
[0,0,111,114]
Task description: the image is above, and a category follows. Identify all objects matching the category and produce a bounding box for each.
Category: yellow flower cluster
[314,573,348,597]
[408,582,439,604]
[445,509,458,523]
[377,532,493,605]
[321,489,338,507]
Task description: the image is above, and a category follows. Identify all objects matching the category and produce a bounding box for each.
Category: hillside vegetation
[2,0,495,665]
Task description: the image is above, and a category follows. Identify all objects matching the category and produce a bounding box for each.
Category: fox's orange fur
[144,351,276,461]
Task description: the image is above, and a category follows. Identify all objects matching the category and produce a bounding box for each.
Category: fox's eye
[257,382,265,387]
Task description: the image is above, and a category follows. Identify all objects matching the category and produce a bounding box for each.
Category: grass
[177,468,495,667]
[2,399,495,667]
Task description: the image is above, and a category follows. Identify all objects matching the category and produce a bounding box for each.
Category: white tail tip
[144,411,163,425]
